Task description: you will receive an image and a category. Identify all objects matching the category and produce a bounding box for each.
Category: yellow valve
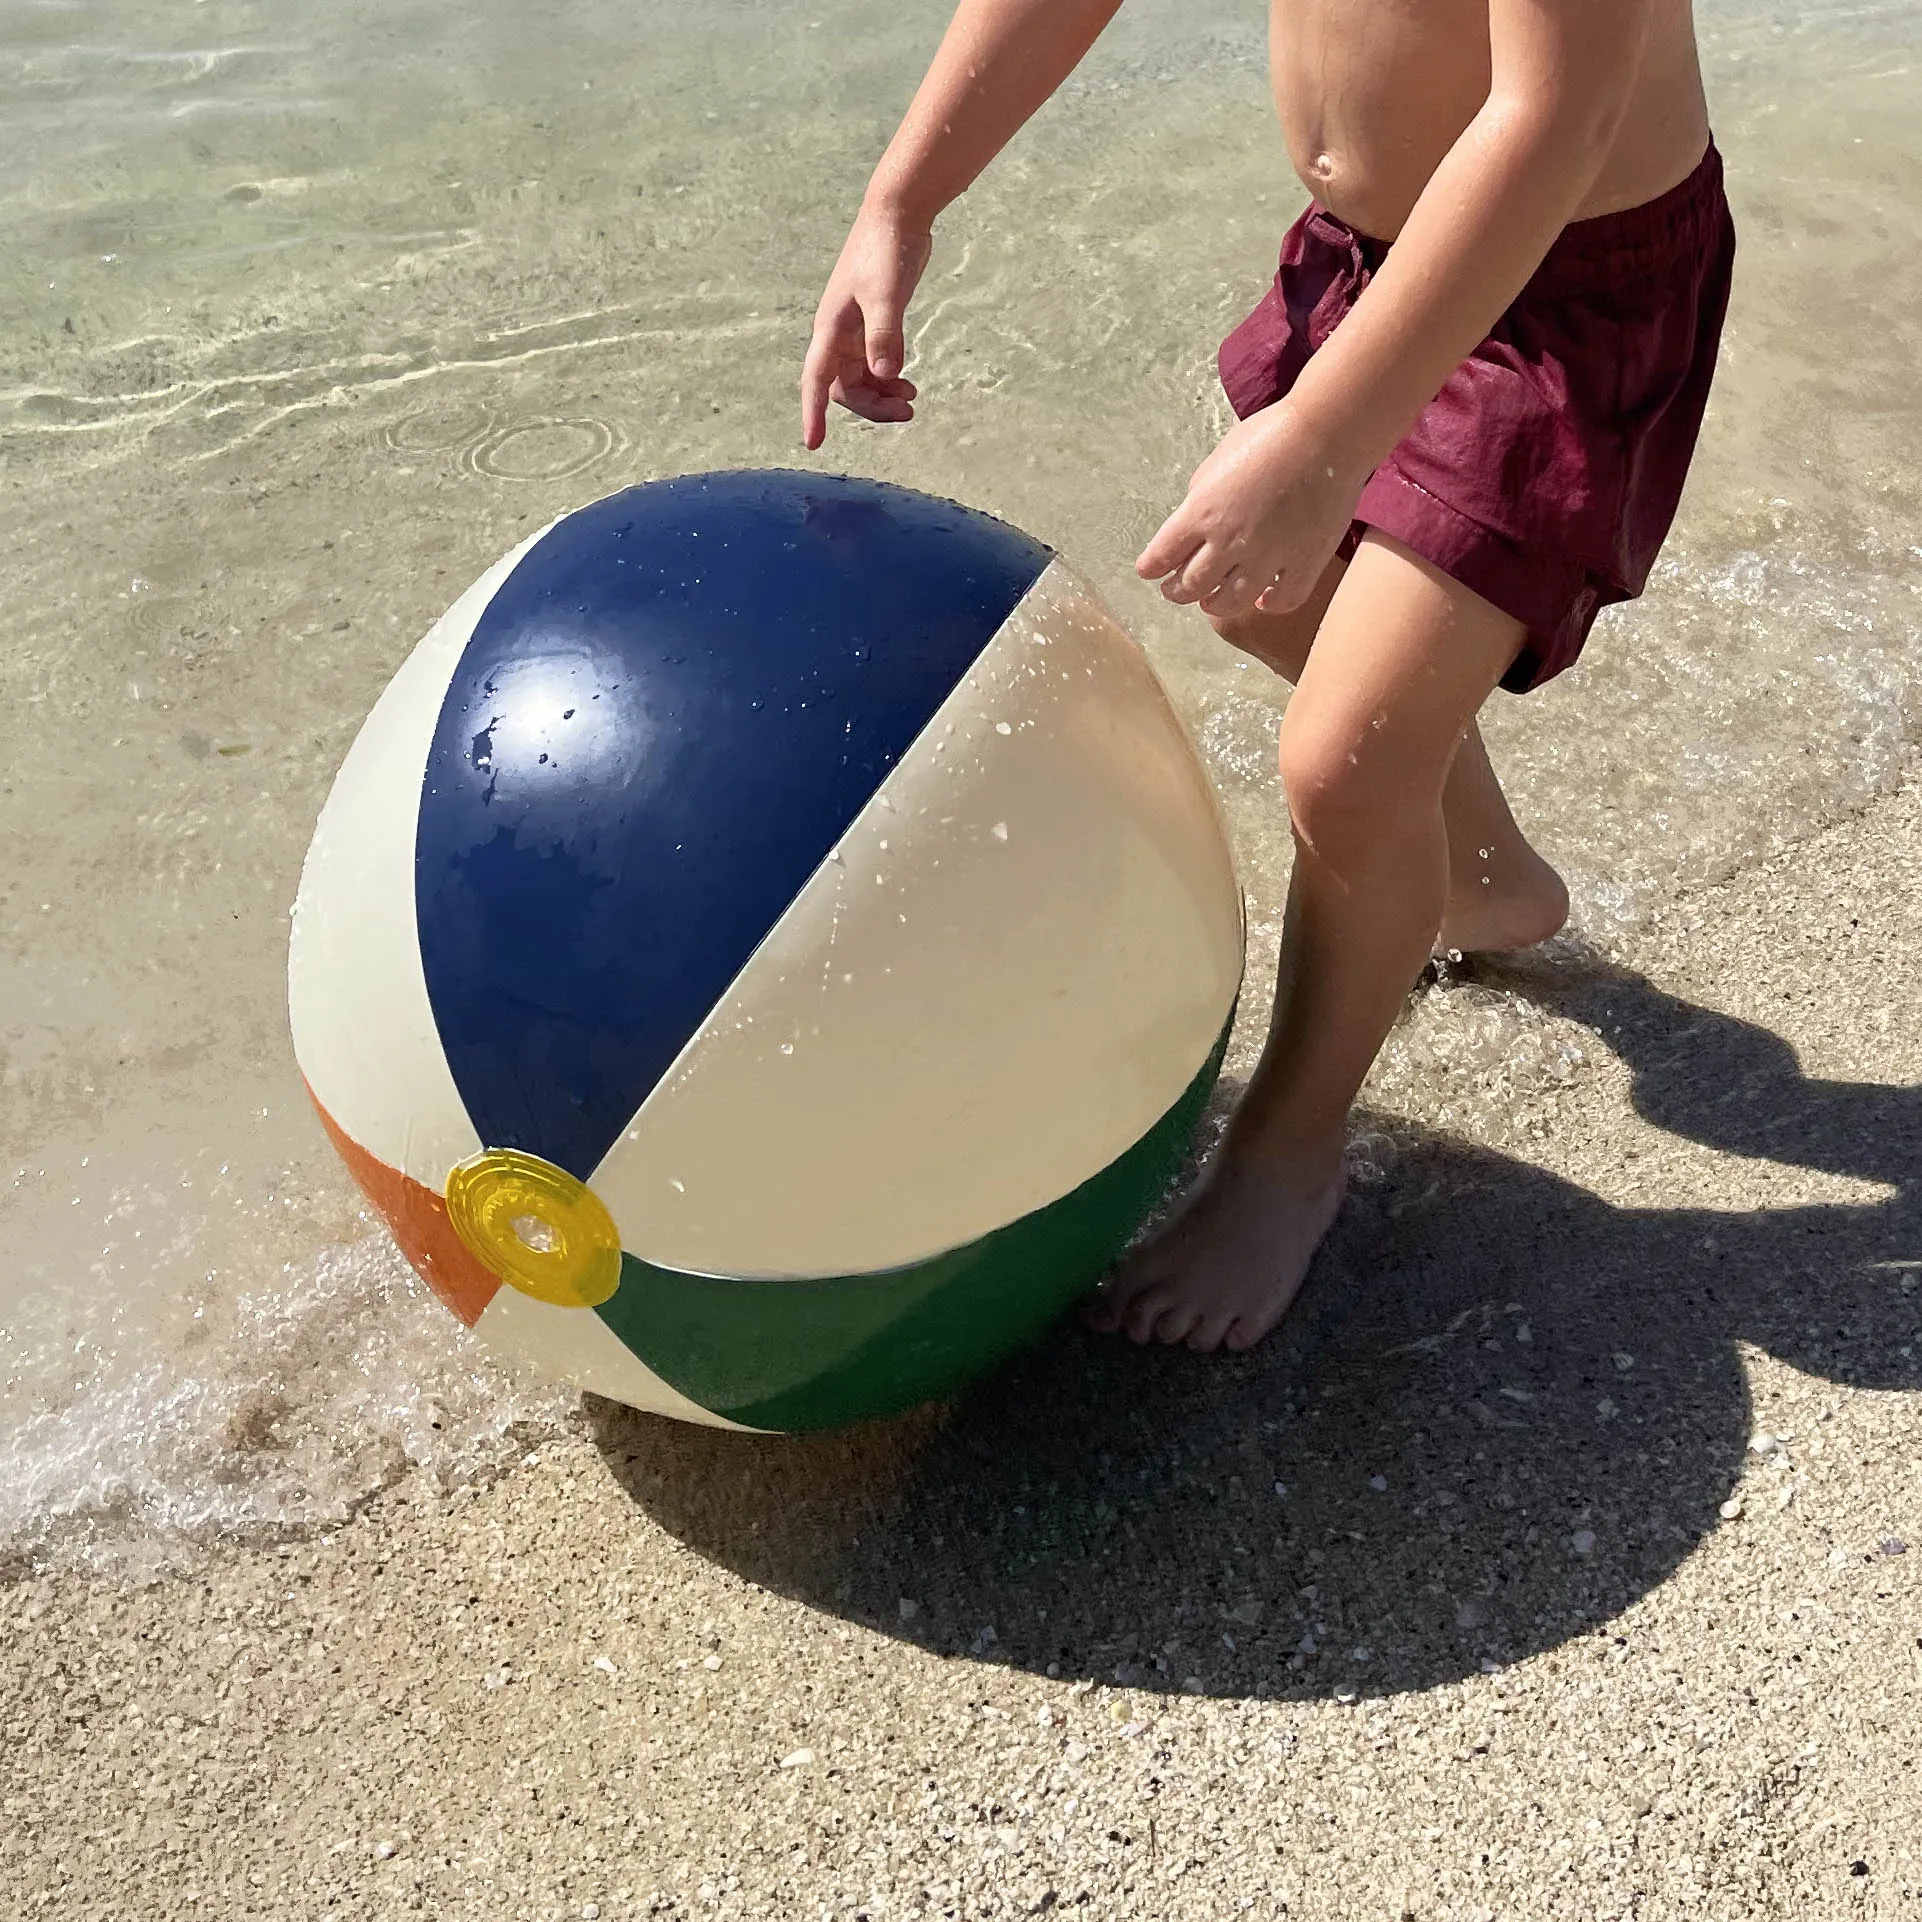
[444,1149,623,1309]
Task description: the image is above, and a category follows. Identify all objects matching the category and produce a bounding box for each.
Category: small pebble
[372,1842,396,1861]
[779,1748,815,1769]
[1571,1529,1597,1557]
[592,1656,617,1676]
[1881,1538,1908,1556]
[1748,1432,1784,1456]
[1369,1475,1388,1492]
[582,1907,601,1920]
[701,1654,722,1672]
[1719,1497,1744,1520]
[897,1598,920,1622]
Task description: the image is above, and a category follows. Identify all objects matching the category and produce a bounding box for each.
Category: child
[800,0,1734,1355]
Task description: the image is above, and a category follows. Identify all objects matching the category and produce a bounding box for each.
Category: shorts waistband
[1538,139,1726,287]
[1304,139,1726,294]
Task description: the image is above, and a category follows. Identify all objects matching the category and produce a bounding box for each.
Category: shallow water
[2,0,1918,1572]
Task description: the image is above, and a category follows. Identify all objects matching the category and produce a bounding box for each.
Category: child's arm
[801,0,1124,449]
[1141,0,1661,617]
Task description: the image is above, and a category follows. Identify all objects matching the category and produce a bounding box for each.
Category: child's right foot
[1436,847,1569,956]
[1082,1135,1347,1353]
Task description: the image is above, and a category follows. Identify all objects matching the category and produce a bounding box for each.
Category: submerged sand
[6,776,1917,1920]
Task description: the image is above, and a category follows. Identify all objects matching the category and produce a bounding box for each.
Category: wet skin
[1271,0,1712,242]
[804,0,1723,1356]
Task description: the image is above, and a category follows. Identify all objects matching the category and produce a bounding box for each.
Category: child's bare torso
[1271,0,1712,239]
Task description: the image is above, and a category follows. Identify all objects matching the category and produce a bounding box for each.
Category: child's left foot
[1437,847,1569,956]
[1083,1136,1347,1352]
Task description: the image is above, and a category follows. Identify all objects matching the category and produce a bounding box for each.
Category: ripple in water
[378,397,498,460]
[467,414,624,482]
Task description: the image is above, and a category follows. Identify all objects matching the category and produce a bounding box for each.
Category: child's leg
[1086,532,1530,1351]
[1431,727,1569,956]
[1210,561,1567,957]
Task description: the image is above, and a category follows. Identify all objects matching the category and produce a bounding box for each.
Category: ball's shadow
[588,961,1920,1701]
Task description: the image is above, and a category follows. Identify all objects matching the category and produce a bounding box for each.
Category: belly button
[1311,151,1335,180]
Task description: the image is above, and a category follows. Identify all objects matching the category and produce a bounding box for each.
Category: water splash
[0,1228,573,1580]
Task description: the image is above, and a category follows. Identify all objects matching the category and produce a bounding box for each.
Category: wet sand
[6,774,1918,1919]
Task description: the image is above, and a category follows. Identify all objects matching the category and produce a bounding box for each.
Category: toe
[1183,1312,1237,1353]
[1149,1302,1203,1347]
[1121,1286,1176,1344]
[1082,1258,1153,1333]
[1223,1302,1286,1352]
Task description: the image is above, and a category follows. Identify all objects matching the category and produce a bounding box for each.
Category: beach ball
[289,471,1243,1432]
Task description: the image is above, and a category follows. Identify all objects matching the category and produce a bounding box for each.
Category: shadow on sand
[586,959,1920,1702]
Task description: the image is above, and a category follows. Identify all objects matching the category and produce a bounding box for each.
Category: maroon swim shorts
[1217,142,1737,692]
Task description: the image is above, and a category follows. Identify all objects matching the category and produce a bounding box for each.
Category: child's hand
[801,209,932,450]
[1137,405,1368,619]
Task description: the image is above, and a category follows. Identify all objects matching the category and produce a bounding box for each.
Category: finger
[801,292,867,444]
[864,305,906,383]
[1161,542,1224,606]
[800,330,844,449]
[829,376,917,425]
[1255,571,1305,615]
[842,375,919,407]
[1200,565,1261,621]
[800,357,829,449]
[1137,517,1201,583]
[1136,523,1195,581]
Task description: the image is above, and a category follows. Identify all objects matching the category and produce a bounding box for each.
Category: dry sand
[4,777,1919,1919]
